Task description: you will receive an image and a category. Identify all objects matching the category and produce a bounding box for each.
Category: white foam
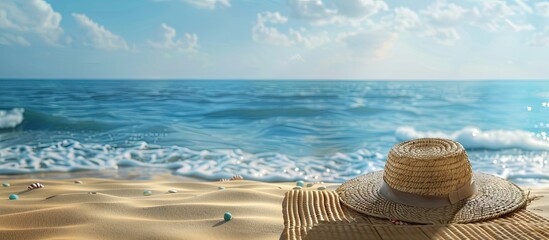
[395,126,549,151]
[0,139,386,182]
[0,108,24,129]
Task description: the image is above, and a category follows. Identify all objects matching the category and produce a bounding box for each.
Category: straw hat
[336,138,527,224]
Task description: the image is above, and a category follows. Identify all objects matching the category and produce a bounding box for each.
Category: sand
[0,178,547,240]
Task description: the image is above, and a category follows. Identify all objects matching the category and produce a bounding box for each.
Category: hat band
[379,180,476,208]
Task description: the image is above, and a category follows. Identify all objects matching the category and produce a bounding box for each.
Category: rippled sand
[0,178,546,240]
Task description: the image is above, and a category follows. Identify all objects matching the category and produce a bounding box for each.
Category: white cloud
[286,0,335,20]
[153,0,229,10]
[72,13,129,51]
[149,23,200,52]
[252,11,330,48]
[536,2,549,17]
[286,0,387,25]
[0,33,31,46]
[332,0,388,18]
[422,0,468,27]
[183,0,230,10]
[470,0,535,32]
[252,12,292,46]
[392,7,422,31]
[0,0,64,45]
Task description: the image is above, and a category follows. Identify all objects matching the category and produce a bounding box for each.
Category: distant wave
[1,109,118,131]
[0,108,24,129]
[395,126,549,151]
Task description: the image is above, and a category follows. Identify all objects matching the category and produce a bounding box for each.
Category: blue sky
[0,0,548,79]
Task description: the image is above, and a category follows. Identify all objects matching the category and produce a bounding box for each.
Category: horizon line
[1,78,548,81]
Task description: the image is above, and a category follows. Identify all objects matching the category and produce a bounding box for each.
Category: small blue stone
[224,212,232,221]
[296,180,304,187]
[2,182,10,187]
[9,194,18,200]
[143,190,152,196]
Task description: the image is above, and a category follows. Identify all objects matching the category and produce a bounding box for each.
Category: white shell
[168,189,178,193]
[28,182,44,190]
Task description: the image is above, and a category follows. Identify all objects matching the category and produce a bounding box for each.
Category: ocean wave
[395,126,549,151]
[10,109,118,131]
[1,139,548,185]
[0,139,385,182]
[0,108,25,129]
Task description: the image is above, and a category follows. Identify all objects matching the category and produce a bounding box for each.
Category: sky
[0,0,548,80]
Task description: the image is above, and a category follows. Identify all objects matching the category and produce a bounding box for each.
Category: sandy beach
[0,178,546,240]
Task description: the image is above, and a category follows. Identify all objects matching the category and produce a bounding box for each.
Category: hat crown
[383,138,473,197]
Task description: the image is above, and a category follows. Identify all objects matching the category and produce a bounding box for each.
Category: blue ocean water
[1,80,549,184]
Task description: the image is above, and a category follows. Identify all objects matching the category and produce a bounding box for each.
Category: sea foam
[395,126,549,151]
[0,139,385,182]
[0,108,24,129]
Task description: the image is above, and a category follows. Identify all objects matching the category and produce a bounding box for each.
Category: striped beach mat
[282,190,549,240]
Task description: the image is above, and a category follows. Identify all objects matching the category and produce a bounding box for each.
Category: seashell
[74,180,83,184]
[220,175,244,181]
[317,186,326,190]
[143,190,153,196]
[168,189,178,193]
[306,183,314,188]
[224,212,232,221]
[2,182,10,187]
[218,186,225,190]
[230,175,244,180]
[28,182,44,190]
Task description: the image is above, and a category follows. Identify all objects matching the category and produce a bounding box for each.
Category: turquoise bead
[296,180,304,187]
[224,212,232,221]
[2,182,10,187]
[9,194,18,200]
[143,190,152,196]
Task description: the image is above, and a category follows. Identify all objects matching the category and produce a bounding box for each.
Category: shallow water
[1,80,548,184]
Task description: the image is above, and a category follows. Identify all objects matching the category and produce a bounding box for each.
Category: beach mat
[282,190,549,240]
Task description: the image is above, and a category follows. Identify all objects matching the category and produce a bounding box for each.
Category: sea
[1,80,548,185]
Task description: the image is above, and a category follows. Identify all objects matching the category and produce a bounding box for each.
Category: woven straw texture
[384,138,472,197]
[338,171,526,224]
[282,190,549,240]
[337,138,526,224]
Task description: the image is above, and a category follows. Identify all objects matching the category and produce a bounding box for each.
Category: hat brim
[336,171,527,224]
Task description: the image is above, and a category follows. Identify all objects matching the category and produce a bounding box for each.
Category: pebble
[9,194,18,200]
[224,212,232,221]
[168,189,178,193]
[293,186,302,190]
[2,182,10,187]
[306,183,314,188]
[74,180,82,184]
[218,186,225,190]
[143,190,153,196]
[296,180,304,187]
[317,186,326,190]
